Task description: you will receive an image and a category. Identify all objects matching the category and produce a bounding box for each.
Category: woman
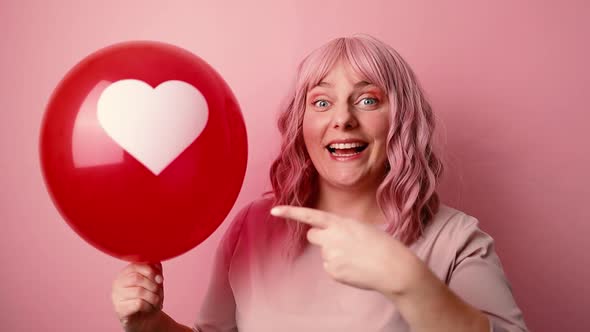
[111,35,528,332]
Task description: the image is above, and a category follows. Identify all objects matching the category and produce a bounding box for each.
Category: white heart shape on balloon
[97,79,209,175]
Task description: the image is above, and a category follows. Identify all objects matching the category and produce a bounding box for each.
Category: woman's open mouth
[326,142,368,160]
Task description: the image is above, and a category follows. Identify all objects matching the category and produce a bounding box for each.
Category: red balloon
[40,41,247,262]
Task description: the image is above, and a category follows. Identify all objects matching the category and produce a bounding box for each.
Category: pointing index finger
[270,206,334,229]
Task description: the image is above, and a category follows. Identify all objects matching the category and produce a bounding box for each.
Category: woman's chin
[322,174,374,190]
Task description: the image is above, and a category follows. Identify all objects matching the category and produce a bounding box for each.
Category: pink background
[1,0,588,331]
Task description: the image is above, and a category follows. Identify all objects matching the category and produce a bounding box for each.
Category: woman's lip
[325,145,368,161]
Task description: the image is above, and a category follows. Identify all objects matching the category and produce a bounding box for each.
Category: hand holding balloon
[111,262,164,331]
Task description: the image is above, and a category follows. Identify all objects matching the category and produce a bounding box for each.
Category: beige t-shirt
[193,198,528,332]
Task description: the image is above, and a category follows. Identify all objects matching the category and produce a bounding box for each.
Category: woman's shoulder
[229,195,272,217]
[227,196,276,234]
[413,203,491,252]
[431,203,482,233]
[233,196,274,221]
[219,196,276,254]
[247,195,275,213]
[411,203,500,284]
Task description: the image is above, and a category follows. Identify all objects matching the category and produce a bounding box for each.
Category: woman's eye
[360,97,378,106]
[313,100,330,108]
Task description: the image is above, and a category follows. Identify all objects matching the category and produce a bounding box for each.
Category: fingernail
[155,275,163,284]
[270,207,282,216]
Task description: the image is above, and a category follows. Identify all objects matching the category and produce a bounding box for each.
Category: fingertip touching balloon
[39,41,247,262]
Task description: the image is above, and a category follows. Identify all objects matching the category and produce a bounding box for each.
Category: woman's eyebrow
[309,81,332,91]
[354,81,372,88]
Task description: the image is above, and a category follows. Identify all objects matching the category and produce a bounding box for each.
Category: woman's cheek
[303,112,327,140]
[302,112,322,152]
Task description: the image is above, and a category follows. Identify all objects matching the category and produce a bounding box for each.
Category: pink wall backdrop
[1,0,588,331]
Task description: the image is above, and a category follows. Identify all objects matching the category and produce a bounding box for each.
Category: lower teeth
[332,151,360,157]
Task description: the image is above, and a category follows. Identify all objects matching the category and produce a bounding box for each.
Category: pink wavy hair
[267,34,444,258]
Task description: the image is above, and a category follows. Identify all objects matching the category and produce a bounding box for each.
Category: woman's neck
[314,181,386,225]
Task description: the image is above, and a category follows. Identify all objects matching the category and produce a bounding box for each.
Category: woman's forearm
[150,311,194,332]
[382,256,490,332]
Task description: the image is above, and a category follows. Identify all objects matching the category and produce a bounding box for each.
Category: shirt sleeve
[192,203,251,332]
[447,215,529,332]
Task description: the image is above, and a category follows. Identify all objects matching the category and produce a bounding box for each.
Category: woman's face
[302,60,390,191]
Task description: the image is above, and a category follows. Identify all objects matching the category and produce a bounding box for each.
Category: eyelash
[312,97,380,109]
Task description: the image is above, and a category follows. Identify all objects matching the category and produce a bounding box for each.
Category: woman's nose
[331,104,358,130]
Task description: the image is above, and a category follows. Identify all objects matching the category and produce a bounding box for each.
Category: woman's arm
[190,203,253,332]
[150,311,194,332]
[380,215,527,332]
[381,254,490,332]
[270,206,526,331]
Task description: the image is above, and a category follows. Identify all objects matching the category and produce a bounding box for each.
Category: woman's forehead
[303,56,386,94]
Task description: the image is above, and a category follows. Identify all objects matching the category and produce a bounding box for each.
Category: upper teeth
[329,142,365,149]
